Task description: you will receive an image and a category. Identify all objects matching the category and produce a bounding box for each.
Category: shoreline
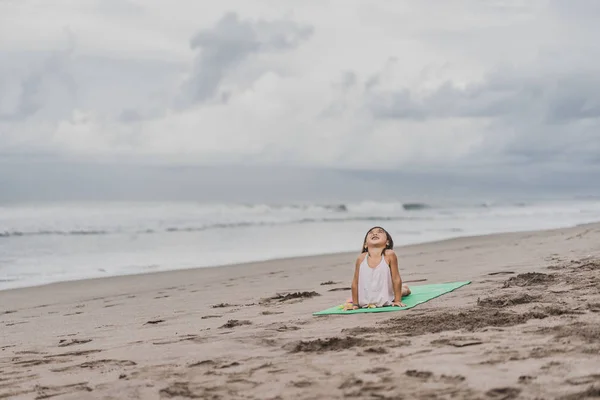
[2,222,600,399]
[3,220,600,295]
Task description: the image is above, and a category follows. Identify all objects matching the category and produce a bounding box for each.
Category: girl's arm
[345,257,361,310]
[351,257,360,305]
[388,251,406,307]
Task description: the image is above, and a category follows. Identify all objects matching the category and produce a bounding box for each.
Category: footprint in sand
[5,321,29,327]
[159,382,199,398]
[441,374,466,383]
[219,319,252,329]
[58,339,92,347]
[261,311,283,315]
[364,367,389,373]
[485,387,521,399]
[248,362,274,375]
[51,359,137,372]
[560,387,600,399]
[338,374,396,397]
[34,382,93,398]
[565,374,600,386]
[502,272,556,288]
[405,370,433,380]
[188,359,216,367]
[14,359,55,367]
[159,381,229,398]
[273,324,300,332]
[211,303,235,309]
[291,380,313,388]
[363,347,387,354]
[152,334,203,345]
[219,361,240,369]
[260,291,320,305]
[187,359,241,369]
[144,319,165,325]
[587,303,600,312]
[63,312,83,316]
[477,293,539,308]
[430,337,483,348]
[518,375,536,384]
[286,337,369,353]
[49,350,102,357]
[328,287,351,292]
[405,370,466,386]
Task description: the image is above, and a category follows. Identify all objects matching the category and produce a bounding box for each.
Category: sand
[1,223,600,399]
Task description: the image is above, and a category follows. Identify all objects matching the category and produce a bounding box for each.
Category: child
[344,226,411,311]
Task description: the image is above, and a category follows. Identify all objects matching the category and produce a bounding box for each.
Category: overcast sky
[1,1,600,201]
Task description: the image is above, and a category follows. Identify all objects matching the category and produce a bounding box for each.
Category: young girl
[344,226,411,310]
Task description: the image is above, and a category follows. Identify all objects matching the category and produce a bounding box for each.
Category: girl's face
[365,227,388,248]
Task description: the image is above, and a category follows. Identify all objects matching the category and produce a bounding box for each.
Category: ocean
[2,198,600,291]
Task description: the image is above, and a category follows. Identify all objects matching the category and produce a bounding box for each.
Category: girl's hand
[392,301,406,307]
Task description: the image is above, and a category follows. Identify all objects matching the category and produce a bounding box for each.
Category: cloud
[365,67,600,123]
[0,33,76,122]
[95,0,144,16]
[1,0,599,182]
[178,12,313,105]
[361,65,600,167]
[0,74,42,121]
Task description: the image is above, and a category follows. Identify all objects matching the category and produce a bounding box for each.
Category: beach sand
[1,223,600,399]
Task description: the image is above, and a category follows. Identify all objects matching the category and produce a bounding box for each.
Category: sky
[1,0,600,202]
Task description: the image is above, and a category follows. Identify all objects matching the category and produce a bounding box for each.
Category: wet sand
[1,223,600,399]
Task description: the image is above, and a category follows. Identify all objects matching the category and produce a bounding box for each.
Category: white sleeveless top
[358,253,395,307]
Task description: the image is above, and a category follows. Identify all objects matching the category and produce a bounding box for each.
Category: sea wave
[232,202,434,213]
[0,230,110,238]
[3,200,567,241]
[402,202,431,211]
[0,215,434,238]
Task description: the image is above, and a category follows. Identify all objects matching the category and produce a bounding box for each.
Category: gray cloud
[0,74,41,121]
[179,12,313,105]
[361,65,600,166]
[117,109,145,123]
[1,0,600,198]
[95,0,143,16]
[366,68,600,123]
[550,0,600,20]
[0,34,77,122]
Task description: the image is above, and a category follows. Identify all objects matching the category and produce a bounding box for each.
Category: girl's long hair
[361,226,394,255]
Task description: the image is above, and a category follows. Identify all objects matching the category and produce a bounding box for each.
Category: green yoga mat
[313,281,470,315]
